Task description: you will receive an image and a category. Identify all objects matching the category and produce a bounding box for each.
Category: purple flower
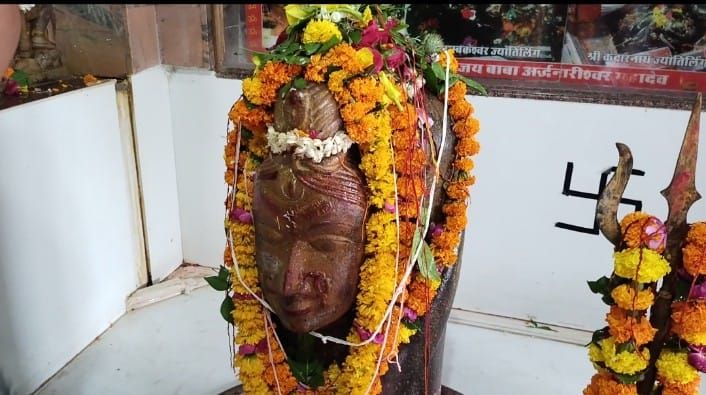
[427,223,443,239]
[384,201,396,213]
[4,79,19,96]
[371,48,384,73]
[691,281,706,299]
[238,212,253,224]
[644,216,667,251]
[689,346,706,372]
[403,307,417,321]
[308,130,320,139]
[356,326,384,344]
[255,338,269,354]
[238,344,256,356]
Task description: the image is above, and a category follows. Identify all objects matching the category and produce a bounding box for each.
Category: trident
[595,93,702,394]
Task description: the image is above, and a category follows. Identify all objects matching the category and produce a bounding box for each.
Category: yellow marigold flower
[437,49,459,74]
[583,372,637,395]
[242,77,264,105]
[302,19,342,44]
[611,284,655,311]
[657,351,699,385]
[357,47,374,70]
[599,336,650,375]
[588,343,604,363]
[398,324,416,344]
[613,248,671,283]
[662,377,701,395]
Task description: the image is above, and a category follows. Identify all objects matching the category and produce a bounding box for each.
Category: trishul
[595,93,702,394]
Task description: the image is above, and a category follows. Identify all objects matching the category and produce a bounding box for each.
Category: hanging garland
[210,4,484,394]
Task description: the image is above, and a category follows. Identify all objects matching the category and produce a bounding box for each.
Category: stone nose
[282,240,309,296]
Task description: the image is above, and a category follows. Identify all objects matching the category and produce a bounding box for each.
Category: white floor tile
[37,287,237,395]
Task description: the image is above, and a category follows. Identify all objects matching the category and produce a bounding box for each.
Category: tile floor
[36,287,706,394]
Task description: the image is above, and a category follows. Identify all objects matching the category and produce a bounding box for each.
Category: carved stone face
[253,153,367,333]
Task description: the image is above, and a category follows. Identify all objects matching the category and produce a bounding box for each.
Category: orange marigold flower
[446,181,470,200]
[399,220,417,245]
[341,101,375,124]
[442,201,468,217]
[583,372,637,395]
[407,274,438,316]
[453,116,481,138]
[606,306,656,346]
[397,176,426,200]
[398,199,421,219]
[453,157,475,172]
[434,248,458,267]
[228,100,273,134]
[445,215,468,233]
[224,244,233,266]
[456,137,480,156]
[225,169,235,185]
[349,76,384,103]
[432,230,460,250]
[686,222,706,245]
[390,102,417,132]
[683,242,706,276]
[448,81,467,102]
[671,300,706,341]
[395,148,427,175]
[392,128,417,150]
[449,100,474,121]
[304,54,328,82]
[263,363,298,393]
[661,377,701,395]
[683,223,706,276]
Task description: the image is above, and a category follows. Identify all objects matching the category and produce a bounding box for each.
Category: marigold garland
[220,6,482,395]
[584,212,667,394]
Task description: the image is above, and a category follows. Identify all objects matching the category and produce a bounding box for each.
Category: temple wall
[0,81,144,394]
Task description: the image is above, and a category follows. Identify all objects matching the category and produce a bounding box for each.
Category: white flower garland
[266,125,354,163]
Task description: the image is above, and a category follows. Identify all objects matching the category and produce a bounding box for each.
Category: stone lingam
[214,5,482,394]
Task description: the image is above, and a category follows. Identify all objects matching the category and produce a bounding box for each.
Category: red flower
[385,46,406,70]
[461,7,476,21]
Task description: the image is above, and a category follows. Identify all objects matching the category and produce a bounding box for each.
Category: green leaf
[218,265,229,281]
[293,77,308,90]
[205,275,229,291]
[304,43,321,55]
[288,358,324,388]
[285,55,310,65]
[278,81,293,99]
[616,341,635,354]
[319,36,342,54]
[417,240,441,282]
[10,69,29,86]
[587,276,611,295]
[613,371,645,385]
[403,319,423,332]
[456,74,488,96]
[423,66,441,96]
[241,129,253,139]
[588,327,610,346]
[220,295,234,324]
[431,62,447,81]
[349,30,361,45]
